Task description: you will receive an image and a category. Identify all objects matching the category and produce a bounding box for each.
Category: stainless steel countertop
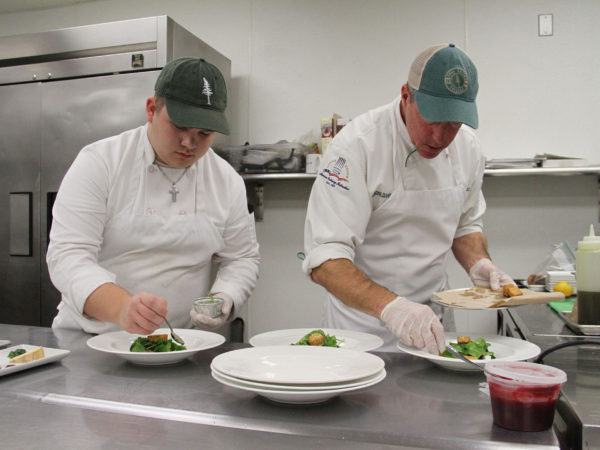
[0,322,563,449]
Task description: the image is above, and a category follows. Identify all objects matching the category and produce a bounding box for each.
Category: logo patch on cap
[444,67,469,95]
[202,77,213,105]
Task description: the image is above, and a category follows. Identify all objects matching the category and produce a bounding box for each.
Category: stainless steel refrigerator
[0,16,231,326]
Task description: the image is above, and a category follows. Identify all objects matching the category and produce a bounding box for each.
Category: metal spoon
[445,344,485,372]
[142,303,185,346]
[157,313,185,346]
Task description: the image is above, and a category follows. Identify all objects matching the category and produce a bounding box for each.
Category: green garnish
[8,349,26,359]
[292,329,344,348]
[442,337,495,360]
[129,337,186,353]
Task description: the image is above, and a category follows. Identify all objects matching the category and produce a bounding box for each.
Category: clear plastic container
[484,361,567,431]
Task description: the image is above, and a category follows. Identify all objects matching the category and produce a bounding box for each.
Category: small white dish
[523,283,546,292]
[0,344,70,376]
[0,340,11,349]
[87,328,225,365]
[396,333,541,372]
[249,328,383,352]
[193,297,224,318]
[211,345,385,385]
[211,368,386,404]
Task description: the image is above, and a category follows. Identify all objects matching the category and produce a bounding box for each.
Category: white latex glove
[190,293,233,330]
[469,258,515,290]
[380,297,445,355]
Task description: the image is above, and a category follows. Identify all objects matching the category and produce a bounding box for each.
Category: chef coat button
[146,208,155,215]
[179,210,187,215]
[149,165,156,173]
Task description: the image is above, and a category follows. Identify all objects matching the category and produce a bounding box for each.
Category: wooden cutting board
[433,286,565,309]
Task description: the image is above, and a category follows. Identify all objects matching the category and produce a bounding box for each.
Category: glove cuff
[380,296,405,320]
[468,258,492,278]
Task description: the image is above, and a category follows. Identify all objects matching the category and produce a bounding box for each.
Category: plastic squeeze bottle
[576,224,600,325]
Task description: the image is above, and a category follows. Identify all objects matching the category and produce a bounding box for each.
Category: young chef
[47,57,260,335]
[302,44,514,354]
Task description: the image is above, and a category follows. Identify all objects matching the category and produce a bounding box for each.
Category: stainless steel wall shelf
[243,167,600,221]
[483,166,600,176]
[242,167,600,181]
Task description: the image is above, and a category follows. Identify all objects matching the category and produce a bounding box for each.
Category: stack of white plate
[211,345,386,404]
[545,270,577,293]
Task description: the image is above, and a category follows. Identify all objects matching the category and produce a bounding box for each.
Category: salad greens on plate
[442,337,495,360]
[130,335,186,353]
[292,329,344,348]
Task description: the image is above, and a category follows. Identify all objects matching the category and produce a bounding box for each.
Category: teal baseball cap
[155,57,230,135]
[408,43,478,129]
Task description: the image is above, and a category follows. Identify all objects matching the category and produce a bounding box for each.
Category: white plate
[0,340,11,349]
[212,368,386,404]
[249,328,383,352]
[211,364,386,391]
[211,345,385,385]
[523,283,546,292]
[86,328,225,365]
[396,333,541,372]
[0,344,70,376]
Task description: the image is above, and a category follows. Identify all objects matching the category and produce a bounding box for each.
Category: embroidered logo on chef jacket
[373,190,391,199]
[319,157,349,191]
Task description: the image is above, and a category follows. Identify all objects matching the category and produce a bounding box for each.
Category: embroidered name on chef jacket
[319,157,350,191]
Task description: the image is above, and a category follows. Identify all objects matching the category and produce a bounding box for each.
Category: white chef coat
[48,124,260,334]
[303,95,486,351]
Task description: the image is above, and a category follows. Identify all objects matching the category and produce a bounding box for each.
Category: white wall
[1,0,598,339]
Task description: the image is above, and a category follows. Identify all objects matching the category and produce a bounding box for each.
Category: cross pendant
[169,184,179,202]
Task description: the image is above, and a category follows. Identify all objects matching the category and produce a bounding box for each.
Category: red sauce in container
[484,361,567,432]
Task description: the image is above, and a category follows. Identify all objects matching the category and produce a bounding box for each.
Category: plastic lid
[578,224,600,251]
[484,361,567,385]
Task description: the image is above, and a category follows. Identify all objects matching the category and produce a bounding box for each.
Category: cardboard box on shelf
[333,114,349,136]
[321,117,333,154]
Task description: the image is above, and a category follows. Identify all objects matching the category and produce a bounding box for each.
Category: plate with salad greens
[396,333,541,372]
[87,328,225,365]
[249,328,383,352]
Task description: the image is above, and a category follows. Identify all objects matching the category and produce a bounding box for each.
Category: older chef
[47,57,260,335]
[303,44,514,354]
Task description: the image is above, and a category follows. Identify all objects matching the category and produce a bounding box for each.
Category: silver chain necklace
[154,163,189,202]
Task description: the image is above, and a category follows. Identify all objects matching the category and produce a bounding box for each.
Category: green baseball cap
[155,57,230,135]
[408,43,478,129]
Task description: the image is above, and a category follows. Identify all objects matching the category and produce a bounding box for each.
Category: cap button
[449,43,455,47]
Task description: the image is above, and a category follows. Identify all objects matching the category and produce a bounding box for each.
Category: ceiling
[0,0,100,14]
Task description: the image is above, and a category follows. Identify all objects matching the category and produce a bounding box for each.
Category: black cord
[535,340,600,364]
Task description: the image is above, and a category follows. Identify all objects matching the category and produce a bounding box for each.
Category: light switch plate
[538,13,553,36]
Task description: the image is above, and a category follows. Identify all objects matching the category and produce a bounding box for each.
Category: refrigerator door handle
[9,192,33,256]
[46,192,57,247]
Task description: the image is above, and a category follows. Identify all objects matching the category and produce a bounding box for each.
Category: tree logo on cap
[202,77,213,105]
[444,68,469,95]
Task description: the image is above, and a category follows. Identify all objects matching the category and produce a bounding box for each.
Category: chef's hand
[380,297,445,355]
[119,292,168,335]
[190,293,233,330]
[469,258,515,290]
